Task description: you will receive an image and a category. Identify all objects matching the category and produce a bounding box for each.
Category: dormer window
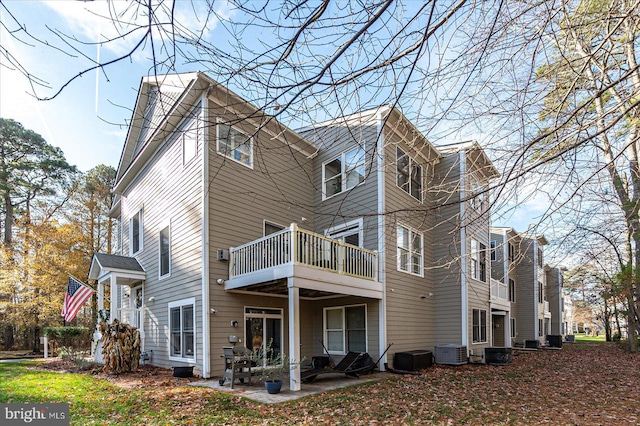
[396,147,422,201]
[322,146,365,199]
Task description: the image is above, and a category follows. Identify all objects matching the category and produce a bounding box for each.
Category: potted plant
[252,340,303,394]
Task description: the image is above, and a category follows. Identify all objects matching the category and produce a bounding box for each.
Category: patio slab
[190,372,387,404]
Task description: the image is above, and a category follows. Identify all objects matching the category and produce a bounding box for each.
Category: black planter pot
[265,379,283,394]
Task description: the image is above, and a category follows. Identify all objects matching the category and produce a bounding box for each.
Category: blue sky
[0,1,547,234]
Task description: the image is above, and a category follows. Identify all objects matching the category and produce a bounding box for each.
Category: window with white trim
[326,219,362,247]
[159,225,171,278]
[490,240,496,261]
[322,146,365,199]
[130,209,143,255]
[324,305,366,354]
[217,121,253,167]
[397,224,423,276]
[537,247,543,267]
[538,281,544,303]
[508,278,516,302]
[470,239,487,282]
[538,319,543,337]
[396,147,423,201]
[508,242,515,262]
[169,298,195,360]
[469,176,485,211]
[472,308,487,343]
[264,221,286,236]
[510,318,516,338]
[182,119,199,165]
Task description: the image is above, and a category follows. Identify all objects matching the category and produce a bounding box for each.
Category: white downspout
[459,151,469,348]
[376,109,387,369]
[200,98,211,378]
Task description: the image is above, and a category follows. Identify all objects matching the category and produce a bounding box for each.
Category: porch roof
[89,253,146,286]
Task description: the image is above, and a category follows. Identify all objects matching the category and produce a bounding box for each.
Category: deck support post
[288,279,301,391]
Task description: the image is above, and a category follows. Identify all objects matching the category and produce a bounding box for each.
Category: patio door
[245,307,283,366]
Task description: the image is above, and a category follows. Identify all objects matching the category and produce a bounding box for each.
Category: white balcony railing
[544,301,550,314]
[229,223,378,281]
[491,278,508,301]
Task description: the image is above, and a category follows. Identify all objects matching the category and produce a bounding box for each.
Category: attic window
[217,121,253,168]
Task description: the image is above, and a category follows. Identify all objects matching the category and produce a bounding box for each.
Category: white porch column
[97,281,104,316]
[288,278,301,391]
[109,275,117,323]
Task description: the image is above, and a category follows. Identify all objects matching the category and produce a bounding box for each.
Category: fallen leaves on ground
[34,342,640,425]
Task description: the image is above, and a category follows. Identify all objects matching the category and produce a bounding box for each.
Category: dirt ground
[33,358,200,390]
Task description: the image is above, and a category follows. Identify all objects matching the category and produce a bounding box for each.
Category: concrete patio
[190,372,388,404]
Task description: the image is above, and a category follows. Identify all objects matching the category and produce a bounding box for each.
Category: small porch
[490,278,512,347]
[223,223,383,392]
[88,253,146,362]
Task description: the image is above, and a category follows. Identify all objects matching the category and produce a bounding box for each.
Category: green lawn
[573,333,607,343]
[0,361,275,425]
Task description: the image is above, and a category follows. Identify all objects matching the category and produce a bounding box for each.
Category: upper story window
[397,224,423,276]
[537,247,543,267]
[159,225,171,278]
[396,147,423,201]
[508,242,515,262]
[264,221,286,236]
[470,239,487,282]
[182,120,199,165]
[538,281,544,303]
[130,209,143,255]
[508,278,516,302]
[490,240,496,261]
[469,176,485,211]
[322,146,365,199]
[217,121,253,168]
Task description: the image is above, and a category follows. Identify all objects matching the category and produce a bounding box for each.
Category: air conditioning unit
[484,347,512,365]
[434,345,467,365]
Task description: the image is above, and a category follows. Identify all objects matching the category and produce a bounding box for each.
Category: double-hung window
[130,209,143,255]
[159,225,171,278]
[322,146,365,199]
[508,278,516,302]
[470,240,486,282]
[472,309,487,343]
[217,121,253,168]
[396,147,422,201]
[537,247,543,267]
[510,318,516,338]
[397,224,423,276]
[182,119,199,165]
[324,305,366,354]
[508,242,515,262]
[490,240,496,261]
[469,176,485,211]
[538,281,544,303]
[169,298,195,360]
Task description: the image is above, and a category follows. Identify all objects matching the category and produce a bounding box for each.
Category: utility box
[394,350,433,371]
[434,345,467,365]
[484,347,512,365]
[547,335,563,348]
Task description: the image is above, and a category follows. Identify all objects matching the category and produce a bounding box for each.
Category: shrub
[43,327,91,359]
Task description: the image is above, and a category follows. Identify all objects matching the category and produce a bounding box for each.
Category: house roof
[114,71,317,194]
[437,140,500,180]
[298,104,441,164]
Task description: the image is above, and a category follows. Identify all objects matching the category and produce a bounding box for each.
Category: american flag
[61,276,94,322]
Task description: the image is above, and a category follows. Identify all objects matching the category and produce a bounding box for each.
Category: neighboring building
[546,266,565,336]
[431,142,500,359]
[89,72,500,392]
[491,228,555,346]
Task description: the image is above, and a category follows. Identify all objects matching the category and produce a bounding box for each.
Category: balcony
[225,224,382,299]
[490,278,510,310]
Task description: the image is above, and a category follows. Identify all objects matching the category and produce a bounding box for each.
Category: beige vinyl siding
[431,153,464,345]
[490,232,506,283]
[514,240,537,342]
[205,98,317,376]
[383,128,436,359]
[301,122,380,252]
[120,111,204,372]
[547,267,563,335]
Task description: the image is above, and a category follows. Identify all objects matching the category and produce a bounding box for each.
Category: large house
[89,71,505,391]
